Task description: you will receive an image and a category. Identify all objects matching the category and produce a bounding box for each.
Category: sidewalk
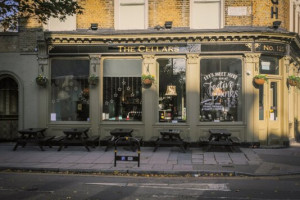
[0,142,300,176]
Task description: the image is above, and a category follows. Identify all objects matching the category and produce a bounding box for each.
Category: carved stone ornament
[187,54,199,64]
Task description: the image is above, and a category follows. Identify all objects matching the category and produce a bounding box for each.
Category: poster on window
[200,72,241,122]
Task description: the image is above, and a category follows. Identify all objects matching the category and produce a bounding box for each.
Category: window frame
[100,56,144,124]
[114,0,148,30]
[198,56,244,125]
[49,57,90,124]
[190,0,224,29]
[156,56,187,124]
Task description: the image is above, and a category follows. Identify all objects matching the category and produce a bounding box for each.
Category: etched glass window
[200,58,242,122]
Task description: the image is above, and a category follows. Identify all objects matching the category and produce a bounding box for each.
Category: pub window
[158,58,186,123]
[50,59,90,121]
[200,58,242,122]
[115,0,147,30]
[0,77,18,118]
[102,59,142,121]
[190,0,223,29]
[259,56,279,75]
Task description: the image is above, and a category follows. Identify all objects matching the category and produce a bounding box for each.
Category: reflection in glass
[200,58,242,122]
[102,59,142,121]
[0,77,18,118]
[158,58,186,123]
[50,59,89,121]
[259,85,264,120]
[259,56,279,75]
[270,82,278,121]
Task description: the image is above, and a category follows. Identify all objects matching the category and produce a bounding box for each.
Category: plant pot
[35,77,47,86]
[288,79,297,86]
[254,78,265,85]
[88,78,98,86]
[142,79,153,88]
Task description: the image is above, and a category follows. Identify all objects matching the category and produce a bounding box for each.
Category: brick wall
[252,0,289,30]
[225,0,252,26]
[77,0,114,29]
[149,0,189,28]
[19,17,42,52]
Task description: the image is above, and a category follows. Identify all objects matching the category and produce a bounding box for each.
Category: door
[258,79,282,145]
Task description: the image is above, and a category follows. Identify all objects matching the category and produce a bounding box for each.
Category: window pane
[50,59,89,121]
[200,58,242,122]
[259,56,279,75]
[192,1,220,29]
[119,4,145,29]
[102,59,142,121]
[158,58,186,123]
[270,82,278,121]
[259,85,264,120]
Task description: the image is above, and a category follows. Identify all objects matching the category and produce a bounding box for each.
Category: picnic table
[153,129,188,153]
[104,128,141,152]
[13,128,53,151]
[58,128,98,152]
[199,129,240,151]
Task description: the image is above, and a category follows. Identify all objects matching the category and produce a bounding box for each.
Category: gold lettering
[168,47,174,52]
[173,46,180,52]
[263,45,274,51]
[138,45,145,52]
[118,46,125,53]
[145,46,151,52]
[130,47,136,52]
[162,46,168,52]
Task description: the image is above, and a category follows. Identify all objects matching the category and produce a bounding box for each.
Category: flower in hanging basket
[287,75,299,86]
[82,88,89,98]
[141,74,155,86]
[253,74,268,85]
[88,74,99,86]
[35,74,47,86]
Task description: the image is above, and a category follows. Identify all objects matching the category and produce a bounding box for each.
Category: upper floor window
[44,15,76,31]
[190,0,223,29]
[114,0,148,30]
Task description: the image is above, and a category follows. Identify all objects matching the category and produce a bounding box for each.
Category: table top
[110,129,133,137]
[209,129,231,136]
[63,128,89,134]
[18,128,47,134]
[160,129,181,134]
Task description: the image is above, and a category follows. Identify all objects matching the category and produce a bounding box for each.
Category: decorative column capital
[89,55,101,64]
[142,54,155,63]
[187,54,199,64]
[244,53,261,63]
[283,56,292,66]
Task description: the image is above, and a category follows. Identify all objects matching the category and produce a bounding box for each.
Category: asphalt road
[0,172,300,200]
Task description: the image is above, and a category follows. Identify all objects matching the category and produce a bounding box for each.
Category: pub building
[1,0,300,146]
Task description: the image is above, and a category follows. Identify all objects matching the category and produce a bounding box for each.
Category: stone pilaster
[89,55,101,137]
[244,53,260,142]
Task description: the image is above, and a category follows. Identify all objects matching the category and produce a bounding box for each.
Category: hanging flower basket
[253,74,268,85]
[287,75,299,87]
[141,74,155,88]
[35,74,48,86]
[88,74,99,86]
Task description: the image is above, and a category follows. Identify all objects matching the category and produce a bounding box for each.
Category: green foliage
[288,75,300,82]
[141,74,155,81]
[254,74,268,81]
[0,0,83,31]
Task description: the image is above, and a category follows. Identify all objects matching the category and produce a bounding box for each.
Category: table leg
[13,142,19,151]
